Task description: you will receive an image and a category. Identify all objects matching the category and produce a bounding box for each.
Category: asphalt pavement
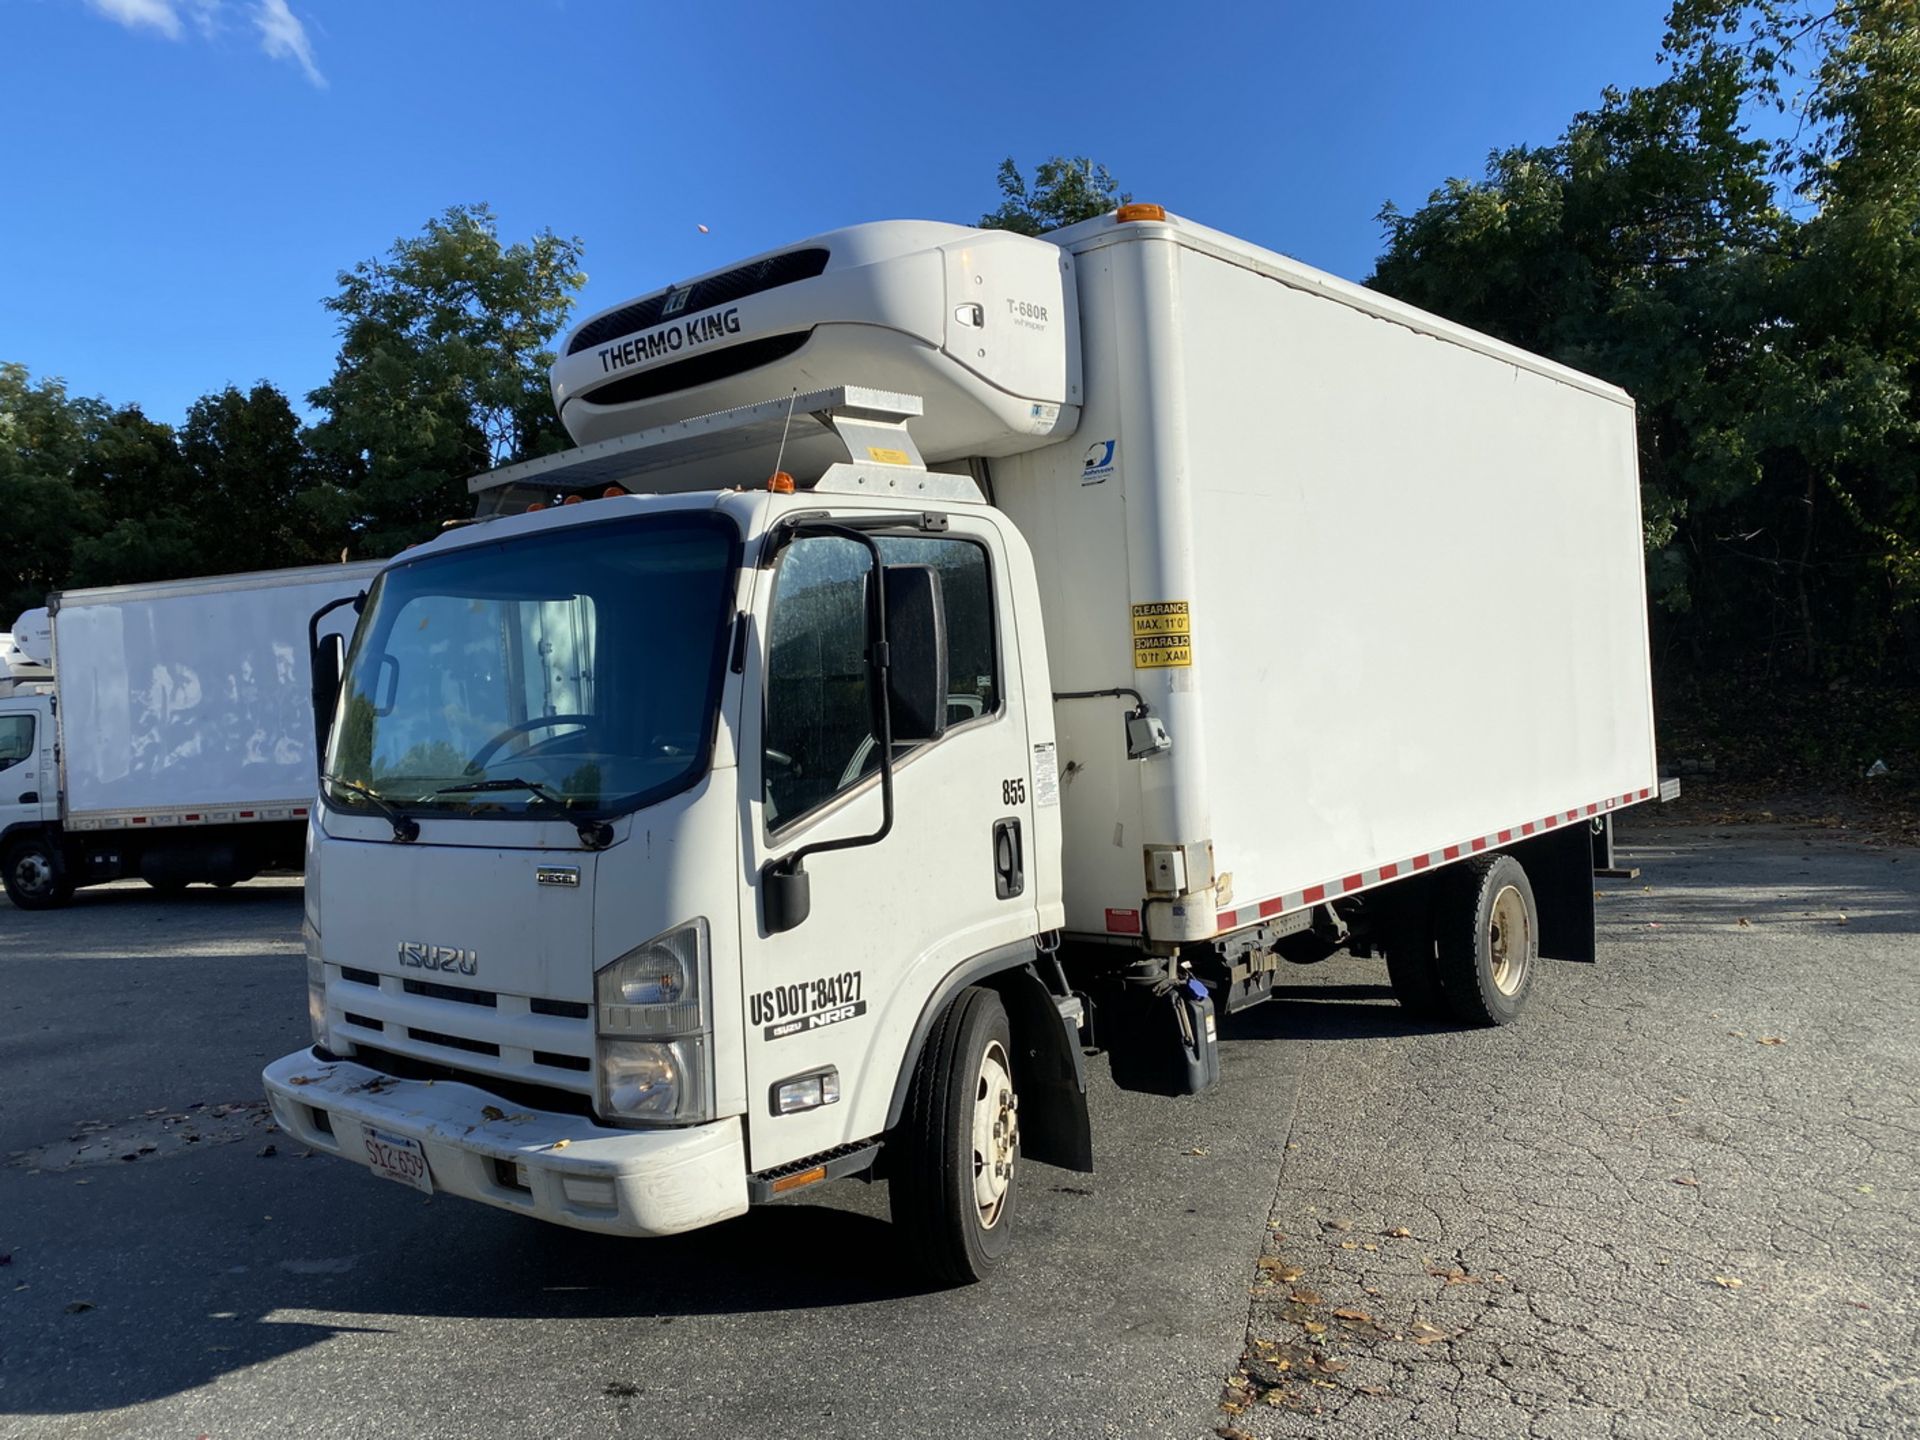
[1,821,1915,1439]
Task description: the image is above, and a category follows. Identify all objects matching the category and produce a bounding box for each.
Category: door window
[763,534,997,830]
[0,714,33,773]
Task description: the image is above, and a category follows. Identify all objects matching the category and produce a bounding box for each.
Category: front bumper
[262,1049,749,1237]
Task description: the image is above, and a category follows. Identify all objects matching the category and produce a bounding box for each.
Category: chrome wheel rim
[970,1039,1017,1229]
[13,852,52,896]
[1487,884,1533,996]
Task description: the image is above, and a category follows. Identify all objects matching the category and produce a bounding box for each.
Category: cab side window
[762,534,998,830]
[0,714,34,772]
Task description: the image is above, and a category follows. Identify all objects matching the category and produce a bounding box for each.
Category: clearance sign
[1131,600,1192,668]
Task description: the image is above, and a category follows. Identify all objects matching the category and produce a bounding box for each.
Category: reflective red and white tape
[1212,786,1655,932]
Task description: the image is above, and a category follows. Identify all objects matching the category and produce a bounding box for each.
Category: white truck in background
[265,207,1670,1282]
[0,563,378,907]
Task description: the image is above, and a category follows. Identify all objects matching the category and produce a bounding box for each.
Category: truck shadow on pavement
[3,1162,941,1417]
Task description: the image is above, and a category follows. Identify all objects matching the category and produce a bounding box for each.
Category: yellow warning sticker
[1133,633,1193,668]
[1131,600,1191,638]
[866,446,912,466]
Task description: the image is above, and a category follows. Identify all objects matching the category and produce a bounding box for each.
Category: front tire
[890,985,1019,1285]
[4,834,74,910]
[1433,854,1538,1025]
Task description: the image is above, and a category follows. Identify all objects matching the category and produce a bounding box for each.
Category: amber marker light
[769,1165,827,1195]
[1115,202,1167,222]
[767,472,796,494]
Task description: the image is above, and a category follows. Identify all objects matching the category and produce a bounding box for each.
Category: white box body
[994,213,1659,939]
[45,563,381,828]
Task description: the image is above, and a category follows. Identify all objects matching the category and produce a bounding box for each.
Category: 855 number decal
[1001,777,1027,806]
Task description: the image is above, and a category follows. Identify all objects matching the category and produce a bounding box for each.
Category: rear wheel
[1433,854,1538,1025]
[4,834,74,910]
[890,985,1019,1285]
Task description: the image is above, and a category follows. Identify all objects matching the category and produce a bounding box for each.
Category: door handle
[992,818,1024,900]
[17,792,36,804]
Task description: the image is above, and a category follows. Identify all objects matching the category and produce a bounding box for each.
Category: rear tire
[4,834,74,910]
[890,986,1019,1285]
[1433,854,1538,1026]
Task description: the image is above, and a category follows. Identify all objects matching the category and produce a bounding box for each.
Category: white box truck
[1,563,379,907]
[263,208,1670,1281]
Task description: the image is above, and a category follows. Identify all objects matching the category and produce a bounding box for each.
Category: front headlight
[304,917,328,1048]
[595,920,712,1125]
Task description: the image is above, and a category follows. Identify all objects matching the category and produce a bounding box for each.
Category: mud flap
[988,967,1094,1173]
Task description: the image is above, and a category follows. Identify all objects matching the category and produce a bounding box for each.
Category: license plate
[362,1126,433,1194]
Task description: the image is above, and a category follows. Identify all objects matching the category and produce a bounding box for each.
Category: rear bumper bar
[262,1049,748,1237]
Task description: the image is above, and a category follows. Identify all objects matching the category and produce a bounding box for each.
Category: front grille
[341,967,379,987]
[534,1050,591,1073]
[343,1012,384,1032]
[403,978,497,1007]
[576,332,810,410]
[407,1027,500,1057]
[349,1044,600,1120]
[566,248,830,355]
[531,997,590,1019]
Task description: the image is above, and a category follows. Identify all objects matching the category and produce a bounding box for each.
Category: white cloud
[252,0,325,88]
[81,0,325,88]
[85,0,186,39]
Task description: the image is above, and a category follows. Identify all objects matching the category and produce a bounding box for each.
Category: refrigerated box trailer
[1,563,380,907]
[265,207,1669,1282]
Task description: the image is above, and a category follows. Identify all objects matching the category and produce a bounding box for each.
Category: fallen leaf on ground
[1301,1320,1327,1334]
[1672,1176,1699,1187]
[1736,917,1752,927]
[1409,1321,1448,1344]
[1333,1307,1374,1322]
[1757,1036,1785,1045]
[1387,1226,1412,1238]
[1713,1275,1743,1289]
[1322,1218,1352,1232]
[1339,1240,1358,1250]
[1184,1147,1210,1156]
[64,1300,93,1314]
[1290,1289,1323,1305]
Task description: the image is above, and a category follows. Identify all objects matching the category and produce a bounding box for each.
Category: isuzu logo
[397,942,478,976]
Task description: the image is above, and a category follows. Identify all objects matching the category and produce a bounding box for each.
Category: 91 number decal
[1001,777,1027,806]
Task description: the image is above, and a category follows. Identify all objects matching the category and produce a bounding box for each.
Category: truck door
[0,704,48,835]
[740,515,1041,1173]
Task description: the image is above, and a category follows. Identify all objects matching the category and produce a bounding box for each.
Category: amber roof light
[1115,203,1168,223]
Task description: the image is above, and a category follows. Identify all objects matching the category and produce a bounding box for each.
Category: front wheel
[889,985,1020,1285]
[4,834,74,910]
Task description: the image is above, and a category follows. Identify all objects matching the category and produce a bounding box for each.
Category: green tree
[178,381,331,574]
[0,363,101,621]
[67,403,200,588]
[981,156,1130,235]
[307,204,587,558]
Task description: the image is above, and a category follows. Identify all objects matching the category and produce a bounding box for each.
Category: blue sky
[1,0,1675,426]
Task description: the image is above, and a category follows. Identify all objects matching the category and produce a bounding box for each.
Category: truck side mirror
[880,564,948,744]
[311,634,344,757]
[307,591,363,760]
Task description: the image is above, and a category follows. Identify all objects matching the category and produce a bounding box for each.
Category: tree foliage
[306,203,586,558]
[1370,1,1920,679]
[980,156,1130,235]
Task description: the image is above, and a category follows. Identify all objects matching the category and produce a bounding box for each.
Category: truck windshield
[324,511,737,818]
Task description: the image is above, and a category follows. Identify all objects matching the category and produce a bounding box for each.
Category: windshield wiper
[324,775,421,843]
[434,777,614,850]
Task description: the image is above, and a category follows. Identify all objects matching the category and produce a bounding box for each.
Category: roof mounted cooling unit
[550,221,1082,462]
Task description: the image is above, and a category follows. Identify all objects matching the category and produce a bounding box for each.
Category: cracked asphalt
[2,820,1916,1438]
